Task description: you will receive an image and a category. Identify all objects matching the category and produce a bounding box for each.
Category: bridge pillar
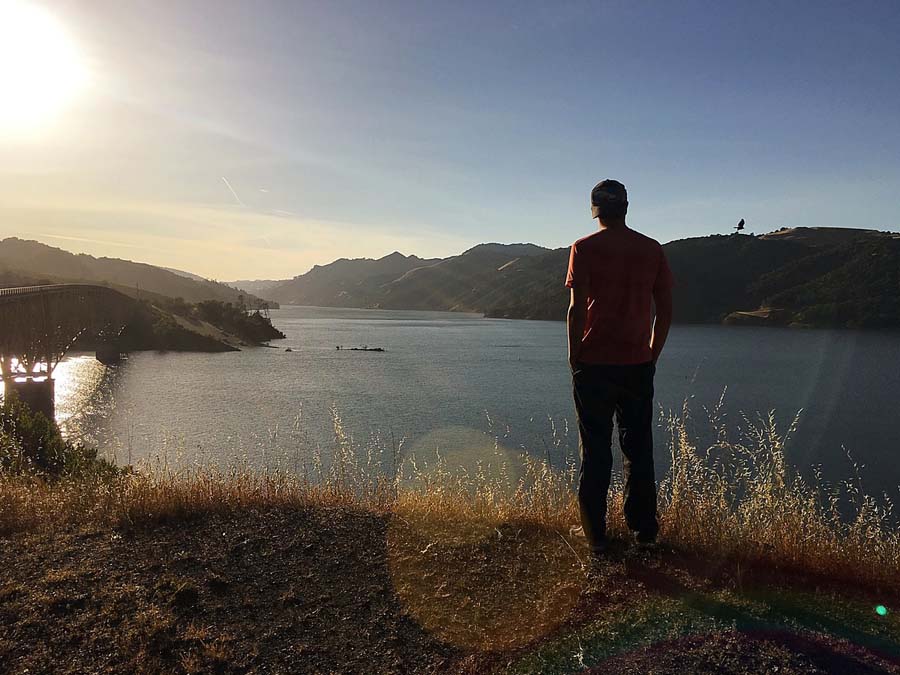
[3,378,55,420]
[96,345,121,366]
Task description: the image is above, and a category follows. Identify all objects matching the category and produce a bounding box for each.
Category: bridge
[0,284,137,419]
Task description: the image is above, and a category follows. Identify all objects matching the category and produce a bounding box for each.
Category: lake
[49,306,900,498]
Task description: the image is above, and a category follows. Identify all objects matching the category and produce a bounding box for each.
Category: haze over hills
[0,238,268,306]
[241,228,900,329]
[225,280,284,297]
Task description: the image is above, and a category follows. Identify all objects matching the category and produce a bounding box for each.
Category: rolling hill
[225,279,284,297]
[7,228,897,330]
[263,251,441,307]
[0,238,267,306]
[251,228,900,329]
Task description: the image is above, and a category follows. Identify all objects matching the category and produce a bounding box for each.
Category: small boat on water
[336,345,385,352]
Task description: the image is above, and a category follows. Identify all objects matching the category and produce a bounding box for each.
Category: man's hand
[567,286,588,372]
[650,285,672,364]
[568,349,580,371]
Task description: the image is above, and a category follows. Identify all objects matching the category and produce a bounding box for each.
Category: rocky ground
[1,506,898,674]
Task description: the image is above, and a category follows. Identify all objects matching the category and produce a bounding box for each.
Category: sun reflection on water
[52,353,116,443]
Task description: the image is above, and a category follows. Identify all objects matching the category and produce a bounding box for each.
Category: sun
[0,0,88,136]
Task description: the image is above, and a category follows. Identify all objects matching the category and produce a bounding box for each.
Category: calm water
[48,306,900,496]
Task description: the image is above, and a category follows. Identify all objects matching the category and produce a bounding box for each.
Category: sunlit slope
[451,247,570,320]
[264,251,440,307]
[0,238,265,305]
[380,244,549,312]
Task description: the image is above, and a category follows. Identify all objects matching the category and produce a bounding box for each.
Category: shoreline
[271,303,900,332]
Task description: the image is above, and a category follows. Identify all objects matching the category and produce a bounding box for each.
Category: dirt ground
[1,506,898,674]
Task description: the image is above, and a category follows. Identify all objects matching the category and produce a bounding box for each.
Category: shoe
[633,530,657,548]
[570,525,608,556]
[590,537,609,556]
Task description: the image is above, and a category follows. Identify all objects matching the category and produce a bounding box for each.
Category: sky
[1,0,899,280]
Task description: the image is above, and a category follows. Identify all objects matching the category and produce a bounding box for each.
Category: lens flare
[386,427,581,650]
[876,605,888,617]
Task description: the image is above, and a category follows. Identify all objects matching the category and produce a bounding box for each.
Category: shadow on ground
[519,541,900,674]
[0,507,898,674]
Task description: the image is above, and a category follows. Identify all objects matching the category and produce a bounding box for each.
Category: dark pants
[572,361,658,546]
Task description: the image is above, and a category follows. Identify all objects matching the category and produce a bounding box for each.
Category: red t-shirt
[565,227,674,365]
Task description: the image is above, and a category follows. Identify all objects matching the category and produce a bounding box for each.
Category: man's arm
[567,285,588,369]
[650,285,672,364]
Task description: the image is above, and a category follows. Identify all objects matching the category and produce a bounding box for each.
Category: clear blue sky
[2,0,899,278]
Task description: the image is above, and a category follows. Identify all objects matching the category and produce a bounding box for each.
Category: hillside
[68,299,286,354]
[379,244,550,312]
[225,279,283,297]
[0,238,283,352]
[4,505,898,674]
[749,236,900,328]
[250,228,900,329]
[255,244,549,312]
[264,251,440,307]
[11,228,896,330]
[663,234,813,323]
[1,402,898,674]
[0,238,267,307]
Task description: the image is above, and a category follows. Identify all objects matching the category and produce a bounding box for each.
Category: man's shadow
[585,548,900,671]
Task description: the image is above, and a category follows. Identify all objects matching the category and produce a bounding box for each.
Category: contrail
[221,176,246,207]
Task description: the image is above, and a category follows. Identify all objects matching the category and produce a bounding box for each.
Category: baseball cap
[590,179,627,218]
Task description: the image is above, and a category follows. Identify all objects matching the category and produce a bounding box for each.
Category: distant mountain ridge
[7,228,897,330]
[461,242,548,258]
[226,279,283,296]
[247,228,900,329]
[262,252,440,307]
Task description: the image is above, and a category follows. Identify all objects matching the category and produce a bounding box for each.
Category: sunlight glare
[0,0,88,136]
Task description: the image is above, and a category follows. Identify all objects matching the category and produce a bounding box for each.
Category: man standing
[566,179,674,556]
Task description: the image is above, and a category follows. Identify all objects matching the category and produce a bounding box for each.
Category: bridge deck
[0,284,127,301]
[1,284,137,379]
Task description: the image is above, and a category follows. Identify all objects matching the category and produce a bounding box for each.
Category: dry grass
[660,392,899,588]
[1,402,898,592]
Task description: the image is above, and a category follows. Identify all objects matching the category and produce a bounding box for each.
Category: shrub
[0,393,119,479]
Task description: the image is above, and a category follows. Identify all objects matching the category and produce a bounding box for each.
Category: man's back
[567,179,673,555]
[566,226,672,365]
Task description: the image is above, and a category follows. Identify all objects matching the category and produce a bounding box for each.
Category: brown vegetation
[1,406,898,673]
